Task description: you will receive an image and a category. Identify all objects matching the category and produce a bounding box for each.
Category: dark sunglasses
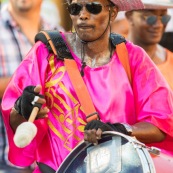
[67,2,110,15]
[144,15,171,25]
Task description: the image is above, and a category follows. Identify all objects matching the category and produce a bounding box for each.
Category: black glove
[84,120,128,135]
[84,120,113,131]
[14,86,43,120]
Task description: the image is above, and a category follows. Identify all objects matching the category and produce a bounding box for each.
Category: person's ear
[110,6,118,22]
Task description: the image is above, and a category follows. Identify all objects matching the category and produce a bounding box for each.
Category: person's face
[69,0,118,41]
[127,9,168,45]
[10,0,42,12]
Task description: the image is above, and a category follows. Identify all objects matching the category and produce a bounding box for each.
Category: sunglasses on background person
[143,15,171,25]
[67,2,112,15]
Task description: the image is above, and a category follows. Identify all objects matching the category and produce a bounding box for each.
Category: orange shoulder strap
[64,59,99,123]
[116,42,132,85]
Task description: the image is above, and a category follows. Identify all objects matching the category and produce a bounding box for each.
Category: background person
[0,0,63,172]
[126,0,173,91]
[1,0,173,172]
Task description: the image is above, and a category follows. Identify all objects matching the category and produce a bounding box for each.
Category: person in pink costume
[1,0,173,172]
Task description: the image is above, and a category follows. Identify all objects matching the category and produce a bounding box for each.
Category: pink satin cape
[1,33,173,172]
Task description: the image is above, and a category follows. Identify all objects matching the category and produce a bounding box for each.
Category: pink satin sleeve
[126,43,173,154]
[128,44,173,135]
[1,41,50,167]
